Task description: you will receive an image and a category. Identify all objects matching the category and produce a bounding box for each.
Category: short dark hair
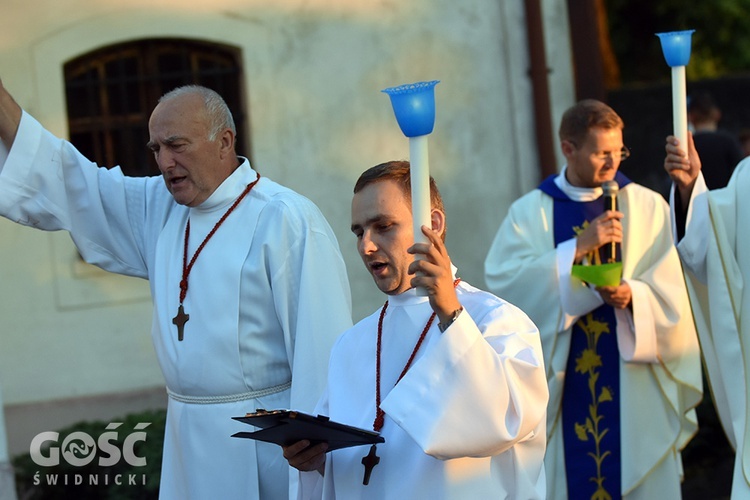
[687,91,718,124]
[558,99,624,145]
[354,160,447,240]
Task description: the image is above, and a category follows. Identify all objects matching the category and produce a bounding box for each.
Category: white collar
[554,166,603,202]
[193,157,259,213]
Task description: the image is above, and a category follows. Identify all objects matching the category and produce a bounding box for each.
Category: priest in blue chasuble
[485,99,701,499]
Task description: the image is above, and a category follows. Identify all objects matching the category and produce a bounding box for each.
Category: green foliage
[12,409,165,499]
[606,0,750,84]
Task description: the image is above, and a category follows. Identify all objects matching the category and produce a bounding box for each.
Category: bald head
[158,85,236,141]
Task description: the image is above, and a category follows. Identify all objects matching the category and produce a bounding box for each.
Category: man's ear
[560,140,575,160]
[430,209,446,237]
[218,128,235,159]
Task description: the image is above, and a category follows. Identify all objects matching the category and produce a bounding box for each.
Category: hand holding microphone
[596,179,629,307]
[573,180,623,264]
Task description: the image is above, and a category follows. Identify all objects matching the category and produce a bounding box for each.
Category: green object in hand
[571,262,623,287]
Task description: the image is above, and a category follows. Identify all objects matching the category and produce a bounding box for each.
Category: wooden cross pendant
[361,444,380,485]
[172,304,190,341]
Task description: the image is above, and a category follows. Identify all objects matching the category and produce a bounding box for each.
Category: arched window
[64,39,247,177]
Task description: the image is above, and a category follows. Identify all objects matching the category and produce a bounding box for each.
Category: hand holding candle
[382,80,439,295]
[656,30,695,157]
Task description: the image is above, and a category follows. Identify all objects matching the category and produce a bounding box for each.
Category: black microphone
[602,180,619,263]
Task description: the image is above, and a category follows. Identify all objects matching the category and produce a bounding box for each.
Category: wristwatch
[438,307,463,333]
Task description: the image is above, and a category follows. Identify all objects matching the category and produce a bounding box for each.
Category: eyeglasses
[592,146,630,163]
[566,141,631,163]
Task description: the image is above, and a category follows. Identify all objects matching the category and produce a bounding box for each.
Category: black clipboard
[232,409,384,451]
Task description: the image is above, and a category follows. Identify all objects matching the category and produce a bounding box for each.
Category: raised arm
[0,79,22,147]
[664,132,702,213]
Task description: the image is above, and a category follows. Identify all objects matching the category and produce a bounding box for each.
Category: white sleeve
[556,237,604,331]
[614,279,658,363]
[672,174,710,283]
[0,111,159,278]
[381,303,548,460]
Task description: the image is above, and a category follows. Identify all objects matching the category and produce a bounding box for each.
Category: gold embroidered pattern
[573,312,614,500]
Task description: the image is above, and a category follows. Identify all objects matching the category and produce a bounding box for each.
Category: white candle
[656,30,694,157]
[409,134,430,296]
[381,80,439,297]
[671,65,688,157]
[409,135,431,245]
